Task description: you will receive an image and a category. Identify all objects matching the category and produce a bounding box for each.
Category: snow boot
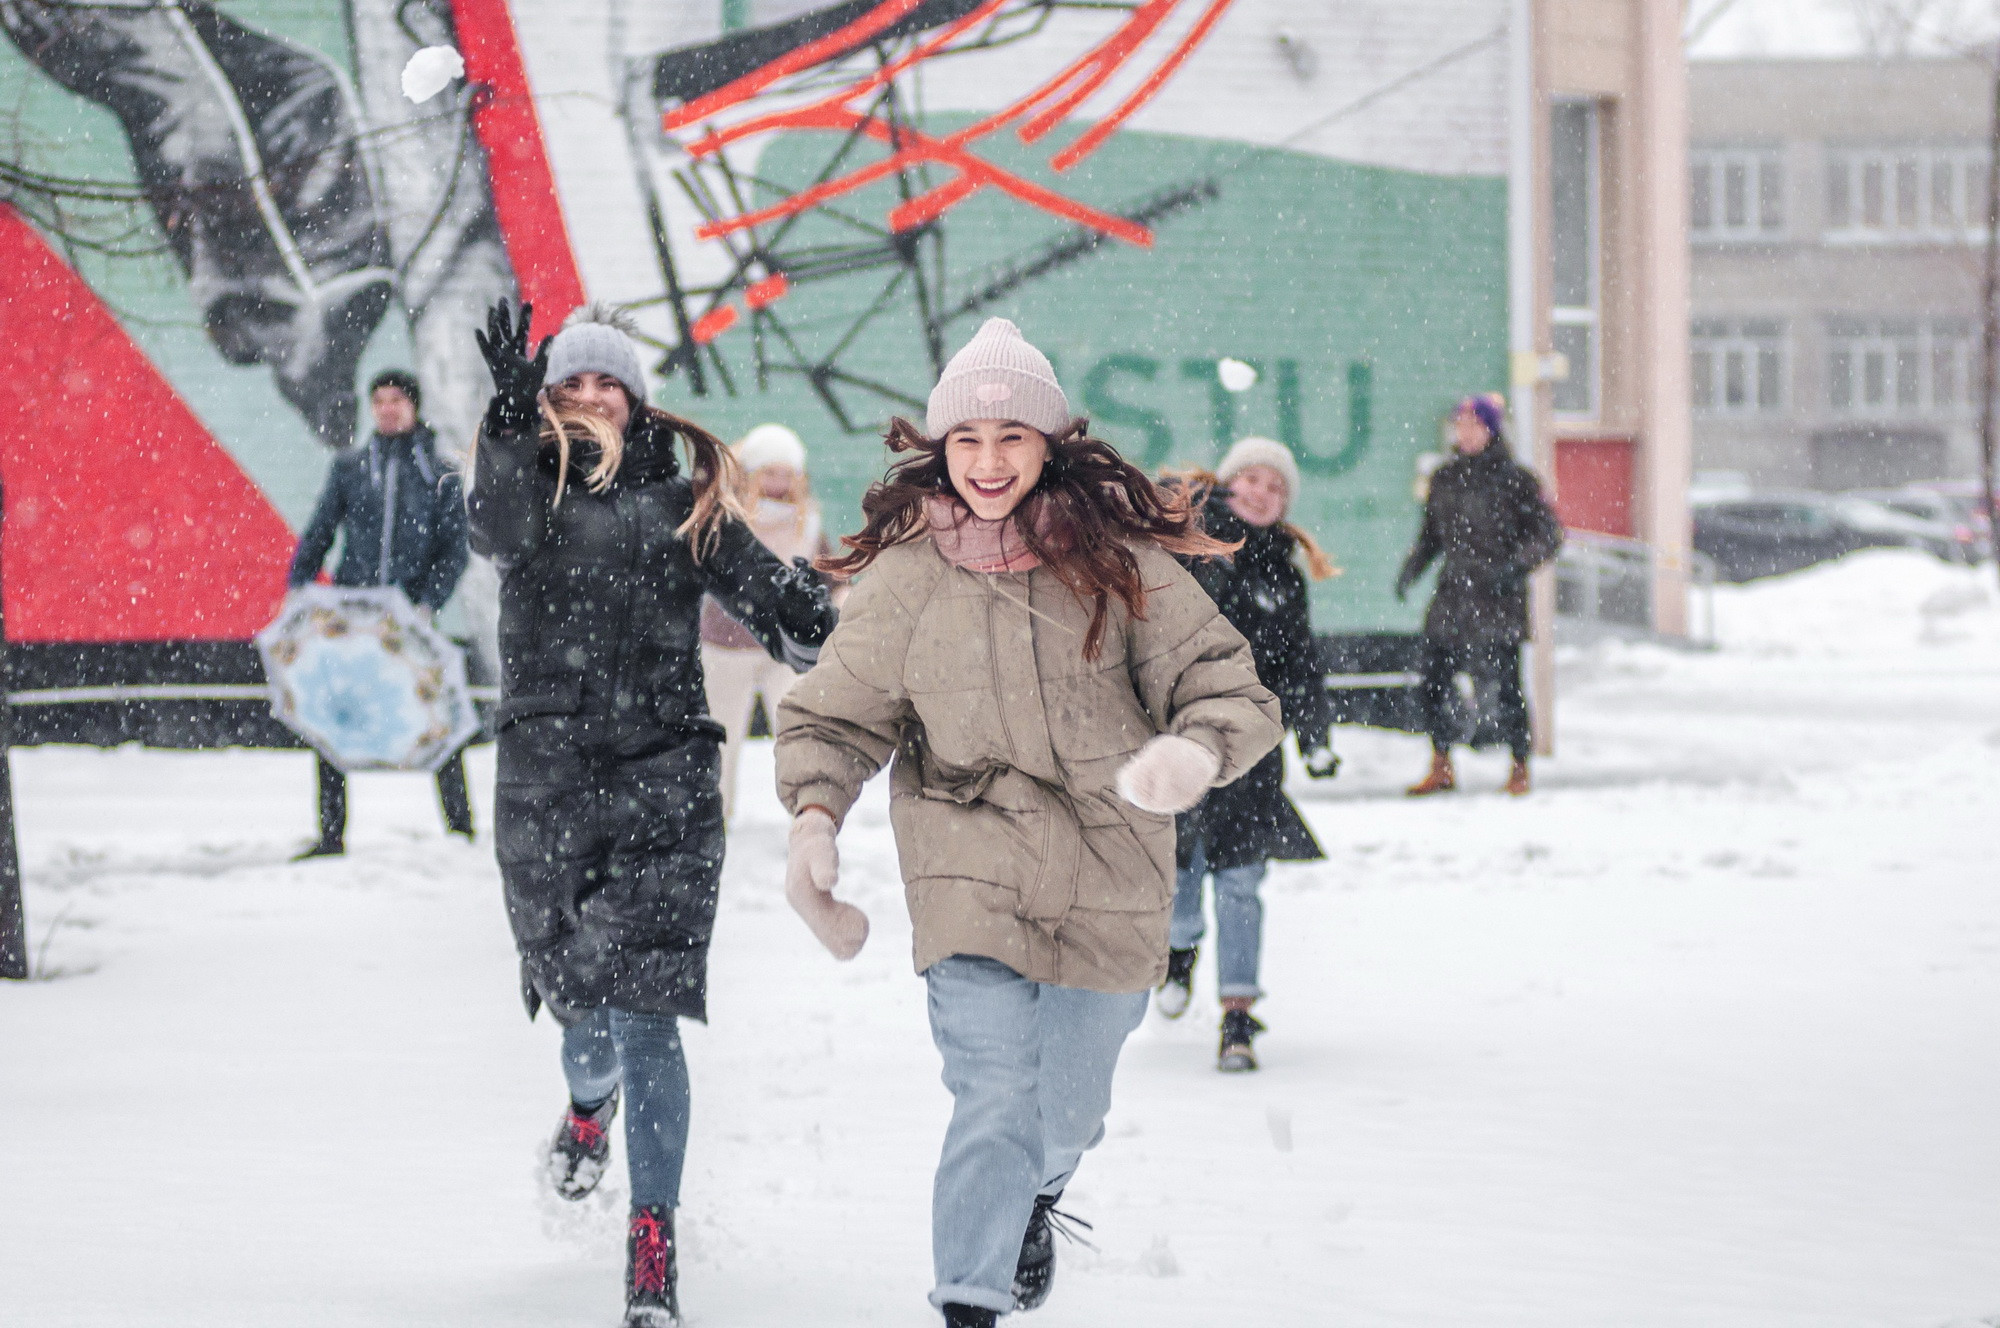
[1013,1190,1095,1311]
[545,1089,618,1200]
[1153,947,1197,1019]
[1217,1008,1266,1073]
[624,1205,680,1327]
[1405,751,1455,797]
[1504,757,1531,797]
[291,836,344,862]
[941,1305,997,1328]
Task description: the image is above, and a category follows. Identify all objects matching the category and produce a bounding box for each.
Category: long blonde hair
[1169,467,1341,581]
[470,389,745,560]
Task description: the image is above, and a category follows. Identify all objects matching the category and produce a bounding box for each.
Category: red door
[1553,437,1636,537]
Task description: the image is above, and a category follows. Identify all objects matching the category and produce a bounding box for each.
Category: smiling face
[555,371,633,434]
[1227,463,1289,528]
[756,463,799,501]
[944,418,1049,521]
[370,386,417,437]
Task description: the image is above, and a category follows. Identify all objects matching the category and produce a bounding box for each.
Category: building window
[1825,318,1974,416]
[1691,148,1783,240]
[1826,146,1987,240]
[1691,319,1786,414]
[1551,99,1599,417]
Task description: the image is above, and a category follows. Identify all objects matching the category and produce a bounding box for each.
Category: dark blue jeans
[560,1007,690,1209]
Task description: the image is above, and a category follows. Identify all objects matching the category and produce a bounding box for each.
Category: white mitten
[1115,734,1221,815]
[785,808,869,960]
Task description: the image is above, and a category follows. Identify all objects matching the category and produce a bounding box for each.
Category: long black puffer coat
[467,407,836,1024]
[1395,443,1563,648]
[1176,501,1335,872]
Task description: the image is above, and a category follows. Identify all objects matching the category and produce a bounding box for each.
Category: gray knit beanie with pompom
[545,303,647,401]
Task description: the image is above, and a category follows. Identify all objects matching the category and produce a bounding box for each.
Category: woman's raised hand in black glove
[473,300,550,434]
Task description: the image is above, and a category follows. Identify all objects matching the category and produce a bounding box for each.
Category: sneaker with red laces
[625,1204,680,1326]
[545,1089,617,1201]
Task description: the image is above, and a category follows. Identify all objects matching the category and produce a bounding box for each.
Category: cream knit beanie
[1216,436,1301,507]
[735,423,806,474]
[925,317,1071,438]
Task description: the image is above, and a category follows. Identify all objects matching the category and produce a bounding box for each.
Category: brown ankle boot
[1406,752,1455,796]
[1504,758,1531,796]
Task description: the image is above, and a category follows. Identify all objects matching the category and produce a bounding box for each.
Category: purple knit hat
[1459,394,1507,444]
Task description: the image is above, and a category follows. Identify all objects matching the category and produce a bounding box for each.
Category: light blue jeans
[561,1007,691,1209]
[1169,841,1268,1000]
[925,955,1148,1313]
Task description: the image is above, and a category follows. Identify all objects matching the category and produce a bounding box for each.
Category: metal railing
[1555,531,1716,646]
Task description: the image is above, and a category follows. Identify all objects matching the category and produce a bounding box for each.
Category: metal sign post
[0,477,29,980]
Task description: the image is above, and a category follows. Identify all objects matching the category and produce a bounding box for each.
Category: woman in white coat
[700,423,836,818]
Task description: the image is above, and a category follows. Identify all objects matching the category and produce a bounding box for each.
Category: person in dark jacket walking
[287,369,473,858]
[1156,437,1342,1071]
[468,300,835,1328]
[1394,395,1563,797]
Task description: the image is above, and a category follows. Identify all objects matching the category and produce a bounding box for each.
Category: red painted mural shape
[0,206,295,642]
[452,0,588,340]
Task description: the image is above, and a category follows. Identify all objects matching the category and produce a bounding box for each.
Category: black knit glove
[473,300,550,435]
[772,557,834,646]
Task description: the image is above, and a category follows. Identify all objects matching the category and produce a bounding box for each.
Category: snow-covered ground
[5,550,1998,1327]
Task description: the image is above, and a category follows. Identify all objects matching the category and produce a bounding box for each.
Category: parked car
[1847,488,1985,563]
[1693,494,1862,582]
[1832,493,1970,563]
[1696,490,1975,582]
[1905,480,1995,560]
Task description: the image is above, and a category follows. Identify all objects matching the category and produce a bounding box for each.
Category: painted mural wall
[0,0,1510,646]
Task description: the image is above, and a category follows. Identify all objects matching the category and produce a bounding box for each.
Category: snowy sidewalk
[4,551,1998,1327]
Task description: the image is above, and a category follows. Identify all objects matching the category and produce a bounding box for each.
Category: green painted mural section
[5,13,1505,635]
[664,119,1508,633]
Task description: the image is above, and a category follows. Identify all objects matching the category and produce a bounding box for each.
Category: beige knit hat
[1216,436,1301,507]
[926,317,1071,438]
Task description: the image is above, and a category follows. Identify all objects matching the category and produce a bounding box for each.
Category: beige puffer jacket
[774,535,1283,993]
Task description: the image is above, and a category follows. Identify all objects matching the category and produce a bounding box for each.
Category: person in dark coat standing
[468,300,835,1328]
[1394,395,1563,797]
[287,369,473,858]
[1155,437,1341,1071]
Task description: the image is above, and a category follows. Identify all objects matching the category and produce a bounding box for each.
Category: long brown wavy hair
[820,417,1238,658]
[471,385,744,560]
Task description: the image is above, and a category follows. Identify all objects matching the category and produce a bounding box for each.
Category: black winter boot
[941,1306,996,1328]
[545,1089,618,1200]
[1218,1008,1267,1073]
[1012,1190,1095,1311]
[1153,946,1197,1019]
[624,1205,680,1326]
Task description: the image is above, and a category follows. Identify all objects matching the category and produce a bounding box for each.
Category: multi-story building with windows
[1690,57,1990,490]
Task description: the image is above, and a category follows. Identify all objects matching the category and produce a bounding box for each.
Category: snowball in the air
[402,45,465,103]
[1217,358,1258,393]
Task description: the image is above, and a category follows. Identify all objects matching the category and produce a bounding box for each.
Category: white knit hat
[926,317,1071,438]
[1215,436,1300,507]
[734,423,806,474]
[545,303,647,401]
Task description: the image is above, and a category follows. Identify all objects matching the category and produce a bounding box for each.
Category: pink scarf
[925,495,1043,574]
